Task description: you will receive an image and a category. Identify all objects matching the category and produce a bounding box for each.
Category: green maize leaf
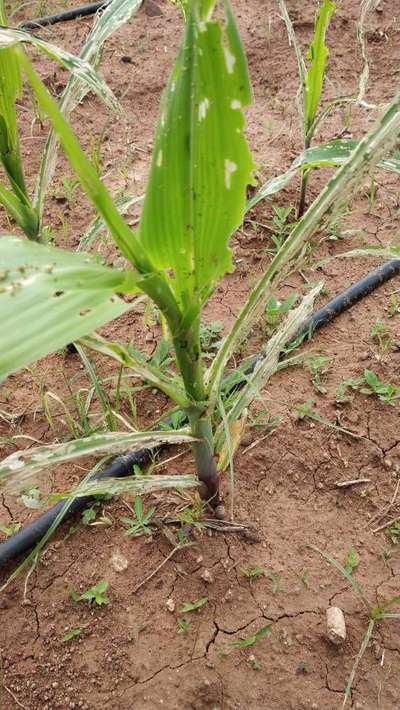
[247,140,400,210]
[305,0,336,137]
[20,53,148,269]
[298,140,400,173]
[0,28,119,112]
[35,0,143,217]
[0,429,195,488]
[0,180,39,238]
[138,0,255,308]
[0,2,32,209]
[0,236,137,382]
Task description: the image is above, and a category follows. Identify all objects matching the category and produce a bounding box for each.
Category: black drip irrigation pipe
[0,258,399,567]
[20,0,112,30]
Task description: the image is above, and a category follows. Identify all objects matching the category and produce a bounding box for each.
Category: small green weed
[265,293,298,330]
[199,320,222,353]
[265,204,294,254]
[231,624,272,648]
[121,496,155,537]
[388,293,400,318]
[241,566,266,578]
[20,486,41,510]
[306,354,332,395]
[70,580,109,606]
[344,545,359,575]
[267,569,286,594]
[179,596,208,614]
[176,617,190,634]
[370,320,395,362]
[177,499,206,529]
[337,370,400,405]
[310,545,400,707]
[62,627,81,642]
[386,520,400,545]
[0,521,21,537]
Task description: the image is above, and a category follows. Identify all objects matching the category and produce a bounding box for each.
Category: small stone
[111,551,128,572]
[166,598,175,613]
[240,433,252,447]
[200,569,214,584]
[145,332,153,342]
[326,606,346,645]
[384,457,393,470]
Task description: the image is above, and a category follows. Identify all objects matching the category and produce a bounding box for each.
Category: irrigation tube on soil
[0,259,399,567]
[20,0,113,29]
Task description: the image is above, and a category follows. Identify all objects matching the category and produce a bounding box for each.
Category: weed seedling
[386,520,400,545]
[0,521,21,537]
[370,320,394,362]
[265,293,298,331]
[306,354,332,395]
[241,566,266,579]
[265,204,294,254]
[344,544,359,575]
[267,569,286,594]
[387,293,400,318]
[121,496,155,537]
[230,624,272,648]
[70,580,109,606]
[62,627,81,642]
[176,617,190,634]
[179,596,208,614]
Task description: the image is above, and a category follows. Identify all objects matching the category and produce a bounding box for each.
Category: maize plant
[1,0,400,512]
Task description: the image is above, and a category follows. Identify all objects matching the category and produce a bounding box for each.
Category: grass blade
[77,193,144,252]
[309,545,371,613]
[20,51,148,269]
[248,140,400,210]
[74,342,116,431]
[342,619,375,708]
[80,334,189,407]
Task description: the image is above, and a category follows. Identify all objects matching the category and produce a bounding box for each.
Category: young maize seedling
[277,0,337,216]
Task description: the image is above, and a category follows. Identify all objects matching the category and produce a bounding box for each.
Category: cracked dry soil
[1,0,400,708]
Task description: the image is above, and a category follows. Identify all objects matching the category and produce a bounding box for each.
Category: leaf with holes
[137,0,255,309]
[0,236,137,382]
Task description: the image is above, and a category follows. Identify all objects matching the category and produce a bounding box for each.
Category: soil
[1,0,400,709]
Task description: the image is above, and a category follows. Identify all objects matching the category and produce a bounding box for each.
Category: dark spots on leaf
[53,290,65,297]
[79,309,91,316]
